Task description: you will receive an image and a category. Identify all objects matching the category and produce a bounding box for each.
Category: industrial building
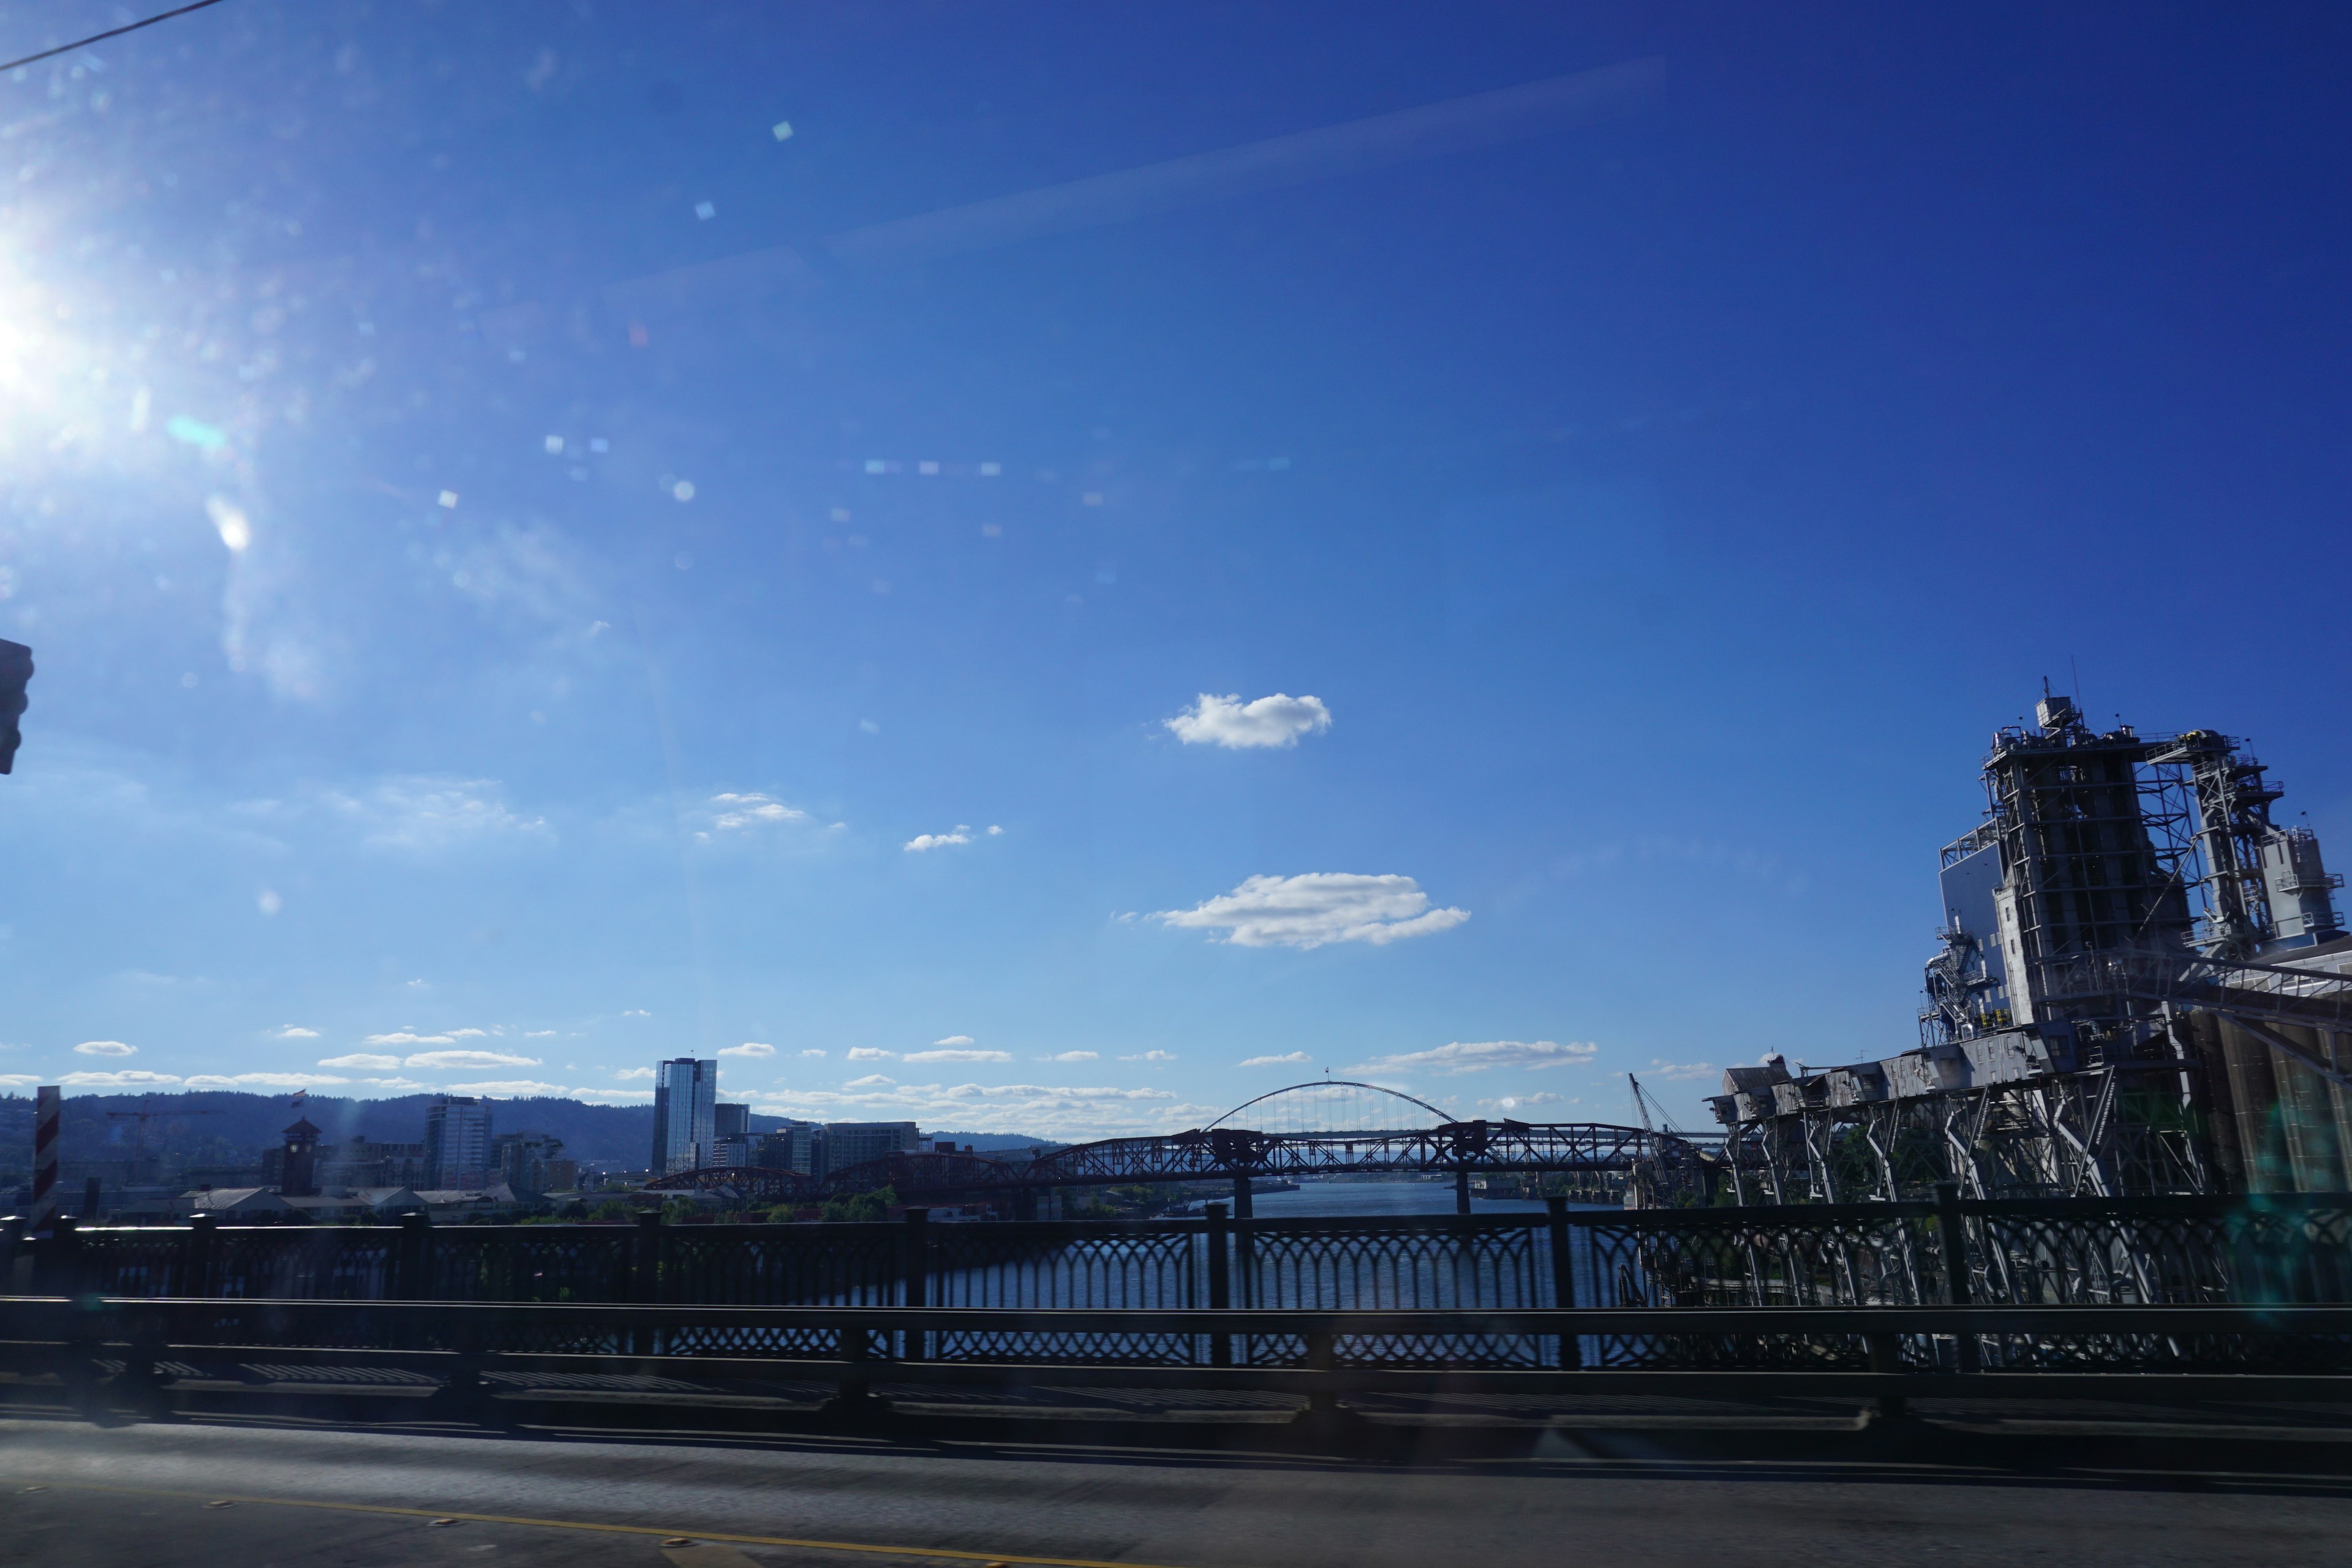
[1712,690,2352,1200]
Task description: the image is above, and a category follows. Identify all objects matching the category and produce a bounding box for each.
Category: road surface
[2,1415,2351,1567]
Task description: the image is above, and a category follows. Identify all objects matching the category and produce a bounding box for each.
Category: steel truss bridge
[646,1080,1721,1207]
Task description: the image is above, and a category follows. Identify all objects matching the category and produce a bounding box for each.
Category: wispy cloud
[364,1031,453,1048]
[443,1079,570,1096]
[720,1041,776,1058]
[1164,692,1330,749]
[933,1035,975,1047]
[1159,873,1468,949]
[184,1071,350,1089]
[405,1049,540,1071]
[846,1047,895,1061]
[1047,1050,1099,1062]
[747,1080,1215,1141]
[314,777,551,850]
[72,1040,136,1057]
[1351,1040,1596,1076]
[273,1025,320,1039]
[614,1067,655,1080]
[59,1069,182,1088]
[905,827,973,852]
[1240,1051,1312,1067]
[1121,1050,1177,1063]
[1646,1058,1717,1082]
[1480,1090,1570,1114]
[800,1048,827,1058]
[318,1053,402,1070]
[906,1048,1011,1064]
[710,792,808,829]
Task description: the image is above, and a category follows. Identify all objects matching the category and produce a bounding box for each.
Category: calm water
[1243,1180,1555,1218]
[1162,1178,1616,1219]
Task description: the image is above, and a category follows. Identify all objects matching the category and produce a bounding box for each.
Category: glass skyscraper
[649,1058,718,1174]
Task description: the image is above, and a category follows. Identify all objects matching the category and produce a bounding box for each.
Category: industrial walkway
[5,1414,2352,1567]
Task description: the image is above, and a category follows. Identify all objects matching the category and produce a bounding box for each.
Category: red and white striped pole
[29,1085,60,1229]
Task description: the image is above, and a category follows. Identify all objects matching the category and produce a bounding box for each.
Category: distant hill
[0,1093,1067,1175]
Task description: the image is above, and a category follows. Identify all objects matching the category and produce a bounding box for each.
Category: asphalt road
[4,1415,2352,1568]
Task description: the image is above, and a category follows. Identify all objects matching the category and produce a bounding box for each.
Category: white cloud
[1351,1040,1597,1076]
[843,1074,897,1088]
[184,1072,350,1089]
[60,1069,182,1088]
[720,1041,777,1058]
[572,1088,654,1103]
[749,1080,1215,1142]
[450,1028,489,1039]
[933,1035,976,1047]
[846,1047,895,1061]
[357,1076,431,1091]
[707,792,810,832]
[905,830,971,852]
[525,1030,557,1038]
[1047,1050,1099,1063]
[1648,1059,1717,1082]
[1121,1050,1176,1063]
[614,1066,655,1080]
[1240,1052,1313,1067]
[320,777,549,850]
[1158,873,1468,949]
[0,1075,40,1088]
[405,1049,541,1071]
[364,1031,453,1047]
[1164,692,1331,749]
[987,825,1003,836]
[72,1040,137,1057]
[800,1048,827,1058]
[273,1025,320,1039]
[622,1009,650,1017]
[443,1079,570,1096]
[906,1048,1011,1064]
[1480,1090,1569,1114]
[318,1053,402,1070]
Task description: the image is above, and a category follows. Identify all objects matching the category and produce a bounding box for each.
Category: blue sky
[0,2,2347,1139]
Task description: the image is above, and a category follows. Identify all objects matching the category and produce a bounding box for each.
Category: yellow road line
[7,1479,1192,1568]
[665,1546,767,1568]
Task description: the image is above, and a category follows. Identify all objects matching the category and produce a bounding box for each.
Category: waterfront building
[423,1097,493,1189]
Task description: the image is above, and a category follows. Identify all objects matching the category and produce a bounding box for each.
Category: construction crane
[1626,1074,1685,1137]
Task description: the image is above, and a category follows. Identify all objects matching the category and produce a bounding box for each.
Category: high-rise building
[492,1129,567,1196]
[649,1058,718,1174]
[823,1121,921,1174]
[423,1097,494,1189]
[707,1101,754,1167]
[756,1123,820,1174]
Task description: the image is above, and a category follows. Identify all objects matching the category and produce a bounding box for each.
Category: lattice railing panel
[931,1330,1204,1365]
[423,1231,633,1303]
[1241,1222,1545,1310]
[660,1226,899,1306]
[929,1227,1198,1310]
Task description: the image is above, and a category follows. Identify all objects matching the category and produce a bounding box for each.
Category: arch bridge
[646,1079,1720,1209]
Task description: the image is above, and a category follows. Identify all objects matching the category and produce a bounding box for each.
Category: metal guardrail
[6,1296,2352,1427]
[11,1193,2352,1330]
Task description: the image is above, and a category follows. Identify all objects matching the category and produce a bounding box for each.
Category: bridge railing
[16,1193,2352,1369]
[9,1298,2352,1420]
